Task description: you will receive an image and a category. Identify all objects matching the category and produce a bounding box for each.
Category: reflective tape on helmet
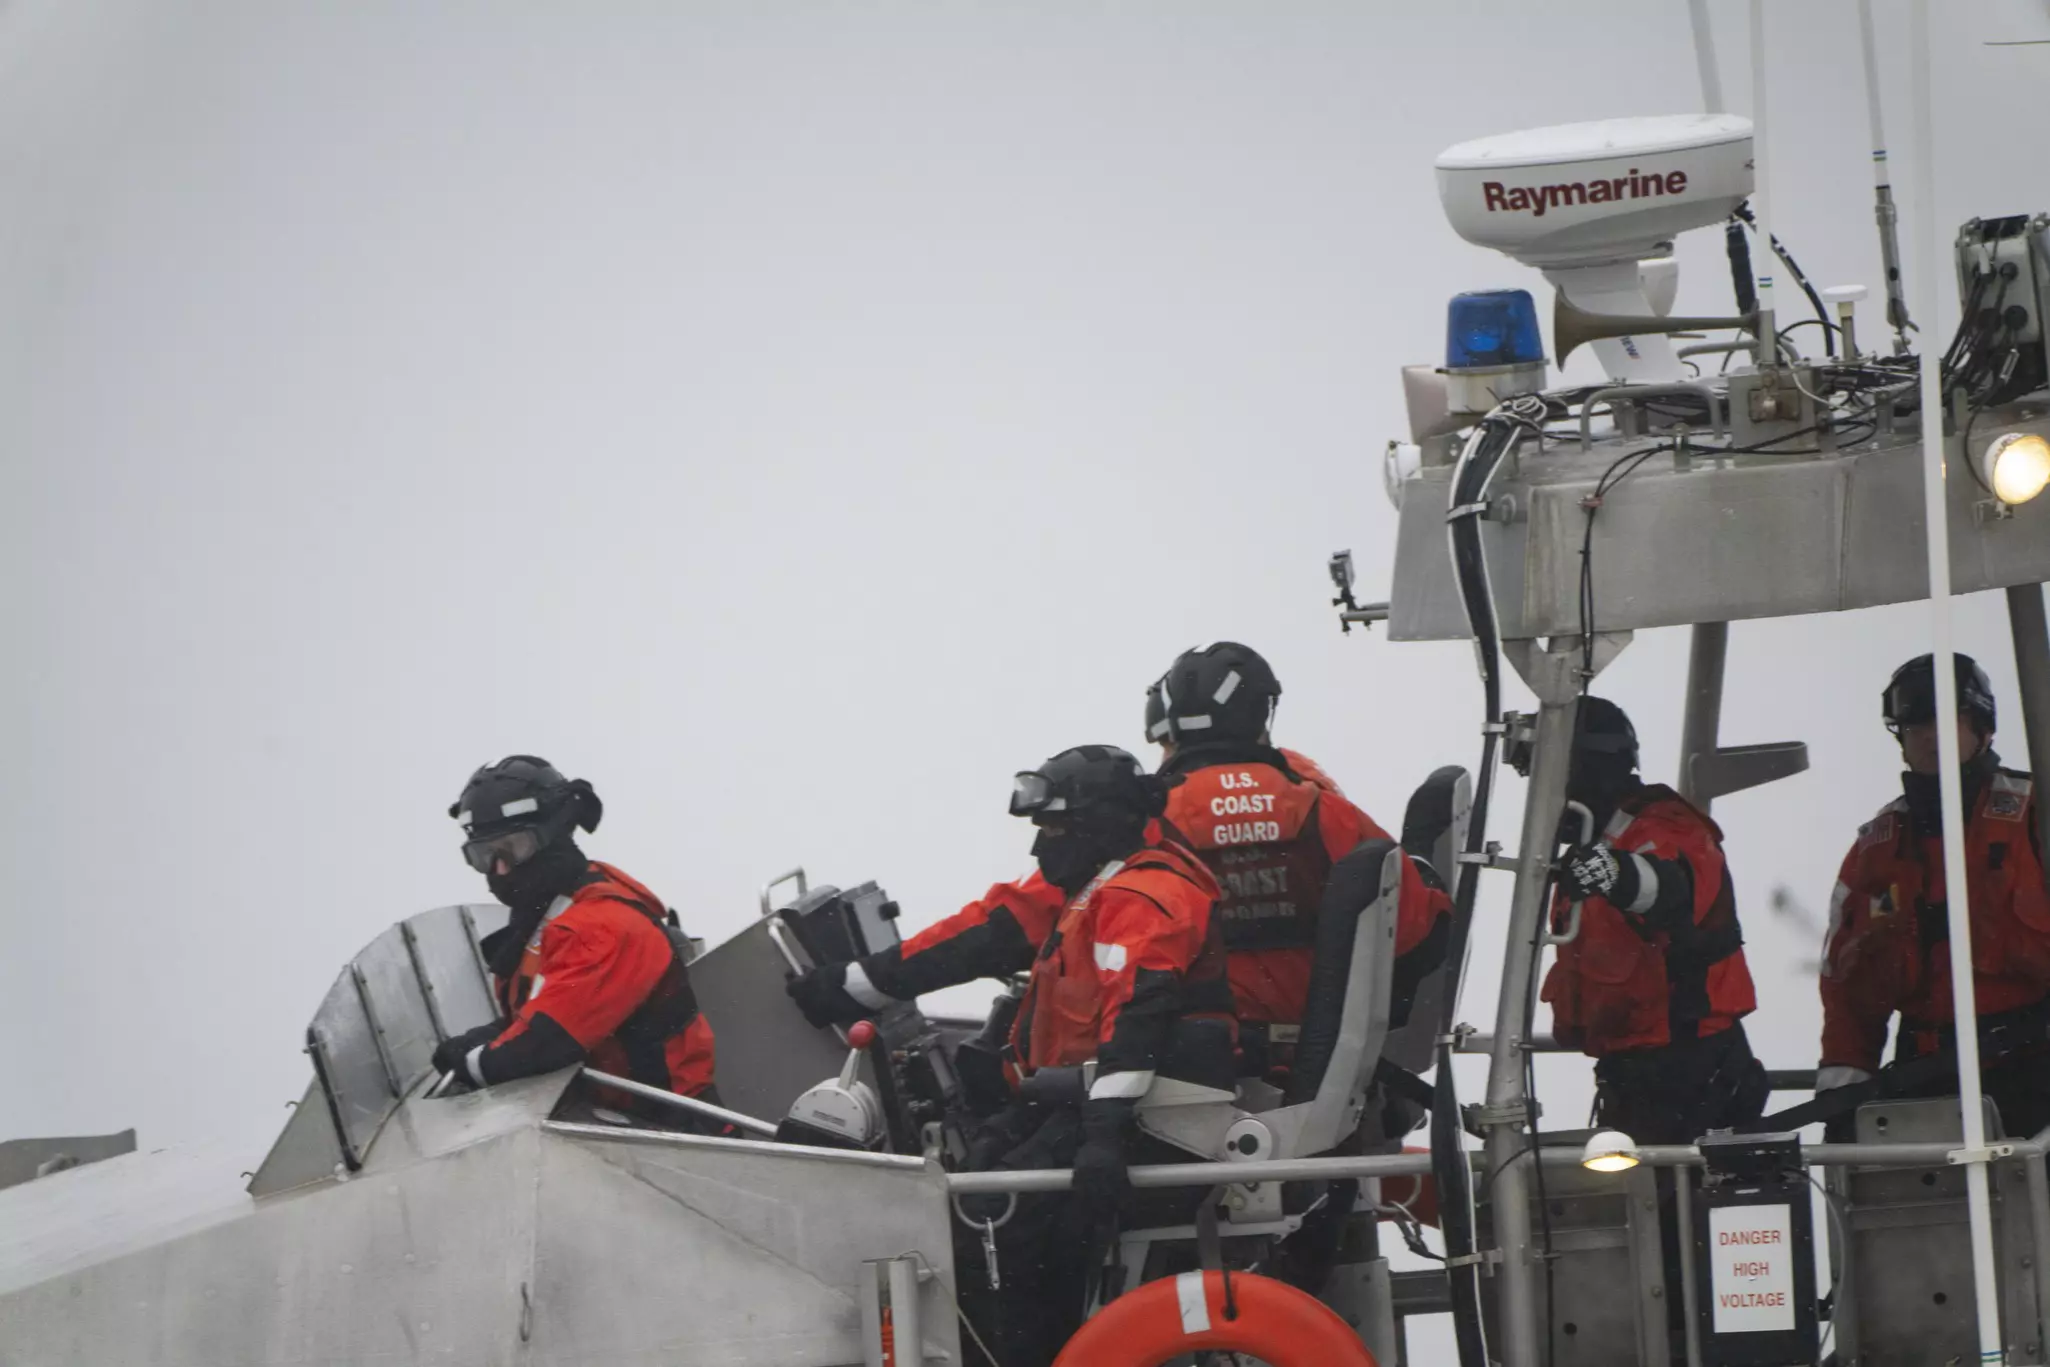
[1093,942,1128,972]
[1212,670,1241,705]
[1176,714,1214,731]
[501,797,539,818]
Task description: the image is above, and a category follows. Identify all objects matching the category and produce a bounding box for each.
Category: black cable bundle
[1733,203,1836,357]
[1435,410,1529,1367]
[1725,214,1757,318]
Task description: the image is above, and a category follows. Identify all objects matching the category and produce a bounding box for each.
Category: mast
[1907,2,2005,1358]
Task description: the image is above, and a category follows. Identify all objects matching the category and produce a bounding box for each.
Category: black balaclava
[485,836,591,976]
[1564,750,1640,834]
[1562,696,1643,833]
[1901,739,2000,838]
[1033,811,1147,896]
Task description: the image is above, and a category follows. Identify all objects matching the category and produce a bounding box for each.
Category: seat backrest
[1381,766,1473,1075]
[1258,837,1403,1158]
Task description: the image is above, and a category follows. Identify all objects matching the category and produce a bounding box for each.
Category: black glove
[785,963,870,1029]
[431,1021,505,1082]
[1555,842,1640,908]
[1071,1098,1135,1214]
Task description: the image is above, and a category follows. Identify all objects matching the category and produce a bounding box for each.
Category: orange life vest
[1821,770,2050,1058]
[1014,840,1232,1073]
[1542,785,1755,1055]
[1168,761,1332,952]
[502,861,715,1097]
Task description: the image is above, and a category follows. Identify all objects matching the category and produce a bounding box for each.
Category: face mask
[485,836,587,912]
[1032,828,1106,895]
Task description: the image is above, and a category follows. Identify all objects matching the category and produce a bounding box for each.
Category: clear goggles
[462,827,544,874]
[1008,771,1069,818]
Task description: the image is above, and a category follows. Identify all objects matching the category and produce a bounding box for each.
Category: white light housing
[1980,431,2050,506]
[1581,1129,1641,1173]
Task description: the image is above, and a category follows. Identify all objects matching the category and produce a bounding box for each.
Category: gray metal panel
[1834,1096,2044,1367]
[355,924,441,1095]
[0,1130,135,1192]
[1525,457,1846,635]
[533,1125,961,1367]
[689,916,851,1124]
[1388,467,1472,641]
[0,1143,253,1298]
[1480,1164,1667,1367]
[1387,415,2050,642]
[307,966,397,1168]
[0,1129,537,1365]
[246,1079,344,1197]
[403,903,502,1040]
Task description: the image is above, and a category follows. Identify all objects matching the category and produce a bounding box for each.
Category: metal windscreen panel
[306,969,397,1169]
[353,926,440,1096]
[402,905,501,1041]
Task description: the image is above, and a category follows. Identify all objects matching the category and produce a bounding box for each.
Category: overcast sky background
[3,0,2048,1240]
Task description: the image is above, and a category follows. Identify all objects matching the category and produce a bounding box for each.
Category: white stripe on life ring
[1175,1270,1211,1334]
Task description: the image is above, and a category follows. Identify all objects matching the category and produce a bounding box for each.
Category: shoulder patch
[1988,771,2032,820]
[1857,813,1897,850]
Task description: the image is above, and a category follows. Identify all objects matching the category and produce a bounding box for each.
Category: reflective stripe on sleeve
[1089,1068,1155,1100]
[1093,942,1128,972]
[842,961,893,1009]
[1622,853,1659,915]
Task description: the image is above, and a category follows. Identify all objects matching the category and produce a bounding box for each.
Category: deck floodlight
[1581,1128,1640,1173]
[1980,431,2050,506]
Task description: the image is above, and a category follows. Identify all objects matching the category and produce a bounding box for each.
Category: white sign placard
[1708,1203,1796,1334]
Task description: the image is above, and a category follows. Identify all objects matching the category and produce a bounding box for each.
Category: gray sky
[2,0,2046,1213]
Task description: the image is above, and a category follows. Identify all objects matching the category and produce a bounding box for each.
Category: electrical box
[1953,214,2050,402]
[1692,1131,1820,1367]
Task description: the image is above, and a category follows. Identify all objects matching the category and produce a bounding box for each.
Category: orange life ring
[1051,1269,1378,1367]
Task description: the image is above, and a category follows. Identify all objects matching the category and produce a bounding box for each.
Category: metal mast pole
[1747,0,1777,364]
[2010,585,2050,868]
[1482,689,1579,1367]
[1859,0,1916,348]
[1681,0,1730,815]
[1907,3,2006,1358]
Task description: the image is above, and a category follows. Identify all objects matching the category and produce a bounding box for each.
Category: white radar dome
[1436,114,1753,270]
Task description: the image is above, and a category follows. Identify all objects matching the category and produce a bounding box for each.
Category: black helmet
[1148,642,1281,745]
[1010,745,1167,826]
[449,756,602,873]
[1884,653,1997,736]
[1144,678,1169,744]
[1573,696,1639,770]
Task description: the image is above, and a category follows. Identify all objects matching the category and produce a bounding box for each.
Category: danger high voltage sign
[1708,1205,1797,1333]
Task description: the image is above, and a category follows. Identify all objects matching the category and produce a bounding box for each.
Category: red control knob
[848,1020,878,1049]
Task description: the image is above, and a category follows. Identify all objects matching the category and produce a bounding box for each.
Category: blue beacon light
[1444,289,1546,370]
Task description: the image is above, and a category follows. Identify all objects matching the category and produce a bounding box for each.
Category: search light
[1980,431,2050,506]
[1581,1129,1641,1173]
